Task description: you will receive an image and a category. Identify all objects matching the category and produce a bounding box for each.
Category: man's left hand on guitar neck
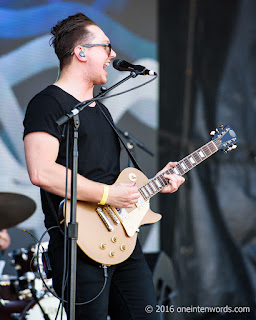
[156,162,185,194]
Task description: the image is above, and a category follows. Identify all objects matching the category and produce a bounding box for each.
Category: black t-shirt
[23,85,120,235]
[23,85,142,258]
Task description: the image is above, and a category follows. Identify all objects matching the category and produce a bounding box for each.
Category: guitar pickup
[96,207,114,232]
[103,206,120,225]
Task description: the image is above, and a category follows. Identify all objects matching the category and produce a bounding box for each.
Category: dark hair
[50,13,98,69]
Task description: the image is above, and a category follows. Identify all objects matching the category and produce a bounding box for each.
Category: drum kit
[0,192,67,320]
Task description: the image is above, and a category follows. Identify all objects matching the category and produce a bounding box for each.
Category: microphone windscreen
[113,59,132,71]
[112,59,122,70]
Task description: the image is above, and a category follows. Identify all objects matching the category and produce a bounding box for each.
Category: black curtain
[159,1,256,319]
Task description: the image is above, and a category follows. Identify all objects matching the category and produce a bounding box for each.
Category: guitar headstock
[210,124,238,152]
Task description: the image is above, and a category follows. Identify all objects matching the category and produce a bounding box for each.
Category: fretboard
[139,140,218,201]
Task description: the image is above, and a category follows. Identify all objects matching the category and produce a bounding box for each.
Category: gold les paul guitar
[64,125,238,265]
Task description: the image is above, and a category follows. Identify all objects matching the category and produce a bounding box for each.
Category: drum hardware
[0,240,65,319]
[0,275,64,319]
[0,189,64,320]
[0,294,65,320]
[9,247,38,278]
[0,275,20,301]
[8,294,67,320]
[29,287,51,320]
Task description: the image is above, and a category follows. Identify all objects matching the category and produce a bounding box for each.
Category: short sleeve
[23,93,64,141]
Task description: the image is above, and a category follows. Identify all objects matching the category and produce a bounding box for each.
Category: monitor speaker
[145,251,177,320]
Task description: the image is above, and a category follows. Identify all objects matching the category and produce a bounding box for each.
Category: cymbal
[0,192,36,229]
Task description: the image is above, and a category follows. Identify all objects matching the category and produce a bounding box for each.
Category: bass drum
[0,275,19,300]
[21,295,67,320]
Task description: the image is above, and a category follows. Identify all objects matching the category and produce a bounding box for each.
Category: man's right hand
[107,183,140,208]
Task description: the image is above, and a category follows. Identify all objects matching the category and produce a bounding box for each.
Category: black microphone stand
[56,70,139,320]
[116,127,154,166]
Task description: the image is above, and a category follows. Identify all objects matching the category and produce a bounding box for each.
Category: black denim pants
[49,244,160,320]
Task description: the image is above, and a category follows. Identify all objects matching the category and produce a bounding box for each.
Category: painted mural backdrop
[0,1,158,246]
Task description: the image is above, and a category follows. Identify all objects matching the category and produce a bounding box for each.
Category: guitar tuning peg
[210,131,216,136]
[219,124,224,129]
[232,144,237,149]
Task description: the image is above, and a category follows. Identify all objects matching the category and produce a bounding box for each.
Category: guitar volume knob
[120,244,126,251]
[109,251,115,257]
[100,243,106,250]
[111,236,118,243]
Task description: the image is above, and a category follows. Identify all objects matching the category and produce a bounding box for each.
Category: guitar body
[65,168,162,265]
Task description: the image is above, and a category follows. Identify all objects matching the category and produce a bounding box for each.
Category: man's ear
[73,46,87,61]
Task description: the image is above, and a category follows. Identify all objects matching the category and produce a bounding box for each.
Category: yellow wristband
[99,184,109,205]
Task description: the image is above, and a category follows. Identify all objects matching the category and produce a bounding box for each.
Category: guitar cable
[35,226,109,306]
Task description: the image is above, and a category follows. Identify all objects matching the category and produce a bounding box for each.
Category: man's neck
[54,69,95,105]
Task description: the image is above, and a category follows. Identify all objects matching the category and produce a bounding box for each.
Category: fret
[180,162,187,171]
[192,151,201,163]
[153,180,160,191]
[157,175,167,187]
[143,186,150,198]
[188,155,196,165]
[150,179,161,195]
[154,178,162,189]
[158,174,169,187]
[176,164,185,175]
[178,162,187,174]
[145,184,153,196]
[139,187,147,200]
[208,141,218,153]
[184,158,193,169]
[140,180,160,200]
[147,182,155,194]
[202,144,211,157]
[173,167,180,175]
[204,144,212,156]
[149,180,158,193]
[198,149,206,159]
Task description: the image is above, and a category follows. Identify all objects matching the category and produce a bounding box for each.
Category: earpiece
[79,51,85,57]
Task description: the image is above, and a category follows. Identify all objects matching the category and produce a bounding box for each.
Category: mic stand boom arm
[55,70,139,320]
[116,127,154,157]
[116,127,154,167]
[56,71,138,126]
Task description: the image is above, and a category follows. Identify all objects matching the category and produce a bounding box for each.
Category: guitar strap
[51,84,143,172]
[97,103,144,172]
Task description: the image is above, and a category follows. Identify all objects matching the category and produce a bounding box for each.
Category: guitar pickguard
[114,199,150,237]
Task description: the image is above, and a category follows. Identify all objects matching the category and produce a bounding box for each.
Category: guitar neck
[139,140,218,201]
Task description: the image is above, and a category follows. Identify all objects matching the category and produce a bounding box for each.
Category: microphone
[113,59,156,76]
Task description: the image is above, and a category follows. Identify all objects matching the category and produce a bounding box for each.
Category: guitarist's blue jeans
[49,243,160,320]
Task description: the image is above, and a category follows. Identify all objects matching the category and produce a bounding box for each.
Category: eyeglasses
[71,43,112,56]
